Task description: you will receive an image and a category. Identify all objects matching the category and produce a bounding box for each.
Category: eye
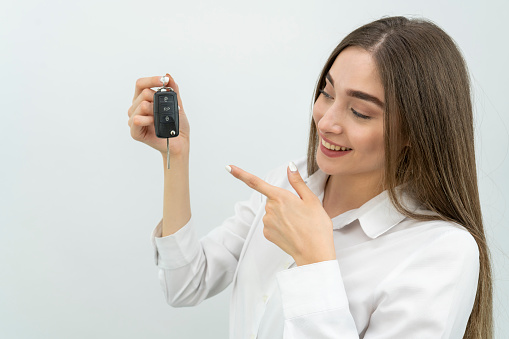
[351,108,371,120]
[319,89,334,100]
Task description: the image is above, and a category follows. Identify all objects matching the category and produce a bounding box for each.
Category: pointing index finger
[228,165,278,199]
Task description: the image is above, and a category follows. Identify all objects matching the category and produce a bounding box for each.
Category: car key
[154,75,179,169]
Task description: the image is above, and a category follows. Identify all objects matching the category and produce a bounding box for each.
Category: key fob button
[160,115,174,124]
[158,95,174,103]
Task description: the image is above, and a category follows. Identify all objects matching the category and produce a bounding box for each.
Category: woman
[127,16,492,338]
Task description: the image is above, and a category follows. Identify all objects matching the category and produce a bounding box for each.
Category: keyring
[160,75,169,86]
[160,75,174,92]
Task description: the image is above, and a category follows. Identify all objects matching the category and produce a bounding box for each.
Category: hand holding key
[128,74,190,159]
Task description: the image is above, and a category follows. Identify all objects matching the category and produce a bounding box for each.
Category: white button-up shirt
[151,156,479,338]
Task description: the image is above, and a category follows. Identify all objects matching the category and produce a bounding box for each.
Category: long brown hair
[307,16,492,338]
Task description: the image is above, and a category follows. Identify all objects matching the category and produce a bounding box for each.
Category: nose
[316,105,343,135]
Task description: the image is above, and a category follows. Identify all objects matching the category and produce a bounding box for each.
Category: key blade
[167,138,170,169]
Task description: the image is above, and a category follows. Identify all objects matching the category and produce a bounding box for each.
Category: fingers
[287,162,318,202]
[131,74,185,117]
[133,76,164,101]
[128,88,155,118]
[227,165,279,199]
[131,114,154,127]
[128,100,153,127]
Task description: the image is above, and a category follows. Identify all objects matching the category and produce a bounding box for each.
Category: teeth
[322,138,351,151]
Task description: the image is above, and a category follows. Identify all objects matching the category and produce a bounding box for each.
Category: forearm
[161,153,191,237]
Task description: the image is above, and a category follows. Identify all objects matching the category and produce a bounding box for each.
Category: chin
[316,152,343,175]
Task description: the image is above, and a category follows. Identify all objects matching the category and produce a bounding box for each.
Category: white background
[1,0,508,338]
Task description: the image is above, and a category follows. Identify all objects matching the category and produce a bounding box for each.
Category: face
[313,46,385,180]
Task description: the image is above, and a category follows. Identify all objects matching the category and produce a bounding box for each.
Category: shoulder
[425,220,478,256]
[387,194,479,258]
[393,217,480,270]
[377,196,481,277]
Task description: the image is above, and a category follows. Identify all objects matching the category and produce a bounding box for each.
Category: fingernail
[225,165,232,173]
[288,161,297,172]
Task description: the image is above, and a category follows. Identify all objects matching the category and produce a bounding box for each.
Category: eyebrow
[326,72,385,109]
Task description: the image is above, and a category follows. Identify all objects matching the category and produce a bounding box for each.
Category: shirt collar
[304,168,419,239]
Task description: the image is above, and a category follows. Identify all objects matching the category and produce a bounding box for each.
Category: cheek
[352,126,385,154]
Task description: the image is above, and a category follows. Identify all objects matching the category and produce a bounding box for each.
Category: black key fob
[153,89,179,138]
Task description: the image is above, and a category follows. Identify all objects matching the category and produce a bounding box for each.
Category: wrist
[294,248,336,267]
[161,149,189,161]
[295,256,336,267]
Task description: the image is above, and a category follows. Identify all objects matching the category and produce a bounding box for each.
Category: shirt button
[262,295,268,303]
[250,335,256,339]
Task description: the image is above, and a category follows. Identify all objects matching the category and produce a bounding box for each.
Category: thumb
[287,161,315,201]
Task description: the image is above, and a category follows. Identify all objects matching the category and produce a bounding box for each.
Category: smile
[321,138,352,151]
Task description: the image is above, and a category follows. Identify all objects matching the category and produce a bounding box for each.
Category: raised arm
[128,74,191,236]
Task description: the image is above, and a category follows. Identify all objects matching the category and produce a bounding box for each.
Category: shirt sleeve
[151,187,264,307]
[276,229,479,338]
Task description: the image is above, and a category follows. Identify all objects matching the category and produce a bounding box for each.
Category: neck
[322,172,384,219]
